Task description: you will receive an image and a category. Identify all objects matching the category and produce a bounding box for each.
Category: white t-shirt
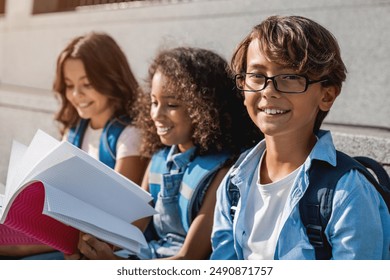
[65,124,142,161]
[242,151,301,260]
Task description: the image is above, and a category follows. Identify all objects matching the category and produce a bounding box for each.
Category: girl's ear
[319,85,338,112]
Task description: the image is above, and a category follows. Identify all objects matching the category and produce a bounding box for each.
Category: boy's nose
[261,81,281,98]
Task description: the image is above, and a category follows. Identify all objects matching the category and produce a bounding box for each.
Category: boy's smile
[260,108,290,115]
[257,105,292,127]
[243,39,331,139]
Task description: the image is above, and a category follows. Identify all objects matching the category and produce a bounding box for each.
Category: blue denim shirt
[211,130,390,260]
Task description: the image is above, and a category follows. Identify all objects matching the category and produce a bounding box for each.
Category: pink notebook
[0,182,79,254]
[0,224,41,245]
[1,130,156,255]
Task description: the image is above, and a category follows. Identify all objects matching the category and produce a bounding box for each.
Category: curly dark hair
[136,47,262,157]
[53,32,141,136]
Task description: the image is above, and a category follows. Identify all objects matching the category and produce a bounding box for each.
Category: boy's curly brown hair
[136,47,262,157]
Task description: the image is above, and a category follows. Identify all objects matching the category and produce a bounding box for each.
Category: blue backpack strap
[67,119,89,148]
[99,115,131,169]
[179,151,231,232]
[300,151,390,259]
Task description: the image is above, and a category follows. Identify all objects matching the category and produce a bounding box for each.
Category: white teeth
[156,127,172,135]
[78,102,92,108]
[263,108,287,115]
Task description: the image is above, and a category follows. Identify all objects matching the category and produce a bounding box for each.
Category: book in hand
[0,130,157,255]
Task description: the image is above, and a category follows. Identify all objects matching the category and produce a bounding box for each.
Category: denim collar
[231,130,337,186]
[166,145,197,172]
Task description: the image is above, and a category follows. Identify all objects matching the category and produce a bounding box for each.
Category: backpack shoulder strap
[299,153,347,260]
[180,151,231,232]
[300,151,390,259]
[67,119,89,148]
[353,156,390,202]
[99,115,131,169]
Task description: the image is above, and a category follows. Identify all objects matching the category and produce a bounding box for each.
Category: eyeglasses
[235,73,328,94]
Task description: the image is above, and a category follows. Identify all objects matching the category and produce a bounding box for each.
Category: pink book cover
[0,182,79,254]
[0,225,42,245]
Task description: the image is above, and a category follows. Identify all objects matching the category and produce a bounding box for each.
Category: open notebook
[0,130,156,255]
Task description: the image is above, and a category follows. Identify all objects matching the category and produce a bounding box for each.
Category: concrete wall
[0,0,389,187]
[0,85,59,191]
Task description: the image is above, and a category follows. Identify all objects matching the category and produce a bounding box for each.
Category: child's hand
[64,231,87,260]
[78,233,119,260]
[63,252,83,260]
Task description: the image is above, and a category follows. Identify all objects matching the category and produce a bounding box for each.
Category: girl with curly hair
[71,47,262,260]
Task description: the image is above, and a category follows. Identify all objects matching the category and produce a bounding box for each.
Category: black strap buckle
[306,224,325,247]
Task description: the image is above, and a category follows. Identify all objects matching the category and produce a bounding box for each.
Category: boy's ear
[243,93,248,107]
[319,85,338,112]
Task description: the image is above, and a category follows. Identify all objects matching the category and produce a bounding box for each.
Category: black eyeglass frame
[234,73,328,94]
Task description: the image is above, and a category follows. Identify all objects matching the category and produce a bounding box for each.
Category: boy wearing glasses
[210,15,390,260]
